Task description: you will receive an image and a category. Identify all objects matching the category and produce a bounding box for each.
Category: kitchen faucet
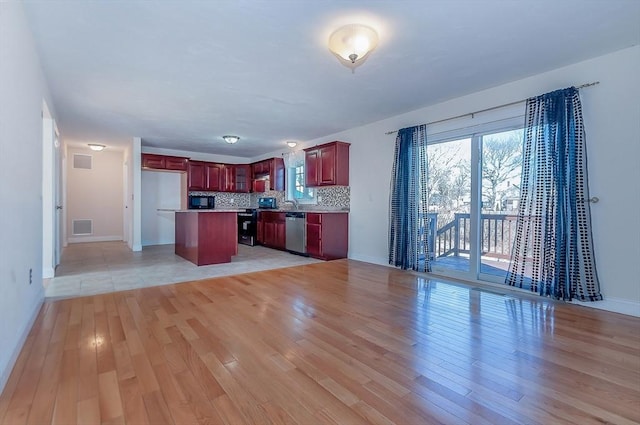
[286,198,299,210]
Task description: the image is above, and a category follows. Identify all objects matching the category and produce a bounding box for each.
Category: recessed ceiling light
[286,141,297,148]
[222,135,240,144]
[88,143,106,151]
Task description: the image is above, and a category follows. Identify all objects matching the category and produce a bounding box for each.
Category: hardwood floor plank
[97,371,123,423]
[213,394,250,425]
[76,396,100,425]
[0,332,37,422]
[112,340,135,382]
[25,341,64,425]
[2,260,639,425]
[51,348,78,425]
[118,377,150,425]
[141,390,173,425]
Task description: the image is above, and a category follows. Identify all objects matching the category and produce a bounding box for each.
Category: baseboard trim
[0,296,44,393]
[348,254,389,267]
[68,235,122,243]
[572,297,640,317]
[42,266,55,279]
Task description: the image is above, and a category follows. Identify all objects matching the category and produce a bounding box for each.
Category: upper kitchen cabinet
[142,153,188,171]
[270,158,285,191]
[187,161,206,190]
[251,158,285,191]
[223,164,251,193]
[304,141,350,187]
[188,161,223,191]
[205,163,223,191]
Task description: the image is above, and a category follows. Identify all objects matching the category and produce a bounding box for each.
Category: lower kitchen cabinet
[306,213,348,260]
[258,211,285,250]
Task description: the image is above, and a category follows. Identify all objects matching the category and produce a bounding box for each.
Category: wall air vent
[72,219,93,235]
[73,154,92,169]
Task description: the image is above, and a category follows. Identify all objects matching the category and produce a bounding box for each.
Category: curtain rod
[384,81,600,135]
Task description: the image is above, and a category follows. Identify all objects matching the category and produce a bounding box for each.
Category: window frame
[286,164,316,204]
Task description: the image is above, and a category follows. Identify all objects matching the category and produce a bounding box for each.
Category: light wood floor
[1,260,639,424]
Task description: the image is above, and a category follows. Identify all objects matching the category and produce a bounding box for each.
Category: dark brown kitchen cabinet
[305,212,348,260]
[205,163,223,191]
[270,157,285,191]
[166,156,188,170]
[252,161,268,176]
[187,161,206,190]
[223,164,251,193]
[188,161,222,191]
[304,141,350,187]
[257,219,264,244]
[250,157,285,191]
[142,153,188,171]
[258,211,286,250]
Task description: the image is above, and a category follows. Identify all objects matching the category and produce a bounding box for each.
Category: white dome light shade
[328,24,379,66]
[88,143,106,151]
[222,135,240,144]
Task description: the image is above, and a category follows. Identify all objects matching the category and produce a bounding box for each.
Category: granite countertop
[173,209,245,213]
[169,208,349,213]
[257,208,349,214]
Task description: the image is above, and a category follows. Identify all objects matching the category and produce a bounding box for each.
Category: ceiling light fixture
[286,141,297,148]
[88,143,106,151]
[328,24,379,70]
[222,135,240,144]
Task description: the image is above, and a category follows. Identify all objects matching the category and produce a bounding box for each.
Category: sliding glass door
[427,127,524,284]
[427,138,472,275]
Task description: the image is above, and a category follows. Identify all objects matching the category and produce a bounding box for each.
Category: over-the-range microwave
[188,195,215,209]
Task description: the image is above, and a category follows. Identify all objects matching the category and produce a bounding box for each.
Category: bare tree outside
[481,133,523,212]
[426,141,471,232]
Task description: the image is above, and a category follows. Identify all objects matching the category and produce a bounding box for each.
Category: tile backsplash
[317,186,350,209]
[249,186,350,210]
[190,185,350,210]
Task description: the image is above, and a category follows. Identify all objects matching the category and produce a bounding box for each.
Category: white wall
[132,137,142,251]
[285,46,640,315]
[41,104,55,278]
[141,171,182,246]
[0,2,52,390]
[66,147,124,242]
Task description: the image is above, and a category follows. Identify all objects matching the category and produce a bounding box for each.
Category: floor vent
[72,219,93,235]
[73,154,92,169]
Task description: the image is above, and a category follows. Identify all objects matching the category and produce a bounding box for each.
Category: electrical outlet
[230,198,234,204]
[29,268,32,285]
[317,195,322,202]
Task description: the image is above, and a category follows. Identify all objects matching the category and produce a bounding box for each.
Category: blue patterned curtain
[389,125,430,272]
[506,87,602,301]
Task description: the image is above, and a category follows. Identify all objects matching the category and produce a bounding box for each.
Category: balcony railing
[427,213,520,260]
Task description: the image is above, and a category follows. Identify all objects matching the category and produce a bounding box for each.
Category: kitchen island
[175,210,238,266]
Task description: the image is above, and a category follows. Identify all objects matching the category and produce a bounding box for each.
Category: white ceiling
[23,0,640,158]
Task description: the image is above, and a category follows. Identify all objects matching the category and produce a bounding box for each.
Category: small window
[286,165,316,204]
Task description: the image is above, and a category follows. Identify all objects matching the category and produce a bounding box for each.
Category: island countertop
[172,208,246,213]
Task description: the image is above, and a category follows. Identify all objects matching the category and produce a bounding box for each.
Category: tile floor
[44,241,322,299]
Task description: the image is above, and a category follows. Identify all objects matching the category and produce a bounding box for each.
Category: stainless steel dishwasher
[285,212,306,255]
